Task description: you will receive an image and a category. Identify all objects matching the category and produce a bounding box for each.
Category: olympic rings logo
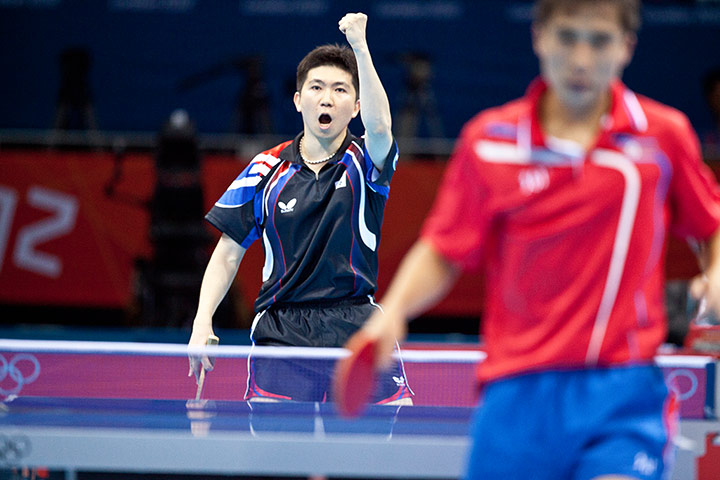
[664,368,699,402]
[0,354,41,396]
[0,434,31,465]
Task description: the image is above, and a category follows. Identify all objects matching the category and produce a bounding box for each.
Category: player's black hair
[533,0,641,33]
[296,44,359,100]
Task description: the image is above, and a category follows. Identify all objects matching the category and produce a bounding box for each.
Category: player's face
[533,2,635,114]
[294,65,360,142]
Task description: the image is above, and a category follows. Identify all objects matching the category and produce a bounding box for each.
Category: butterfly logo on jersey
[518,167,550,196]
[278,198,297,214]
[632,452,658,476]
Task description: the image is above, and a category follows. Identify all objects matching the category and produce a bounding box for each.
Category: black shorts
[246,297,413,403]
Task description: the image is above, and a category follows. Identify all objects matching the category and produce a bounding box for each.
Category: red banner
[0,152,154,306]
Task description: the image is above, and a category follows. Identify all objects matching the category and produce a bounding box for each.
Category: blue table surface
[1,397,475,437]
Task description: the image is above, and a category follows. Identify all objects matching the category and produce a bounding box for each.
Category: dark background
[1,0,718,140]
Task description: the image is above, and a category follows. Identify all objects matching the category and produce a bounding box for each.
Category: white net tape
[0,339,486,363]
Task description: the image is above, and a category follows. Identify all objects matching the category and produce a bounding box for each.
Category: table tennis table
[2,396,470,478]
[1,340,720,479]
[2,395,720,479]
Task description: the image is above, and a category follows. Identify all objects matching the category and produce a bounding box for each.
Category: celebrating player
[358,0,720,478]
[188,13,412,404]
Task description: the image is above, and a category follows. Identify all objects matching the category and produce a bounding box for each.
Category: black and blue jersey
[206,131,398,312]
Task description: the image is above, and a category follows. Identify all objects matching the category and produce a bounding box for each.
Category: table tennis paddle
[333,330,378,418]
[195,334,220,401]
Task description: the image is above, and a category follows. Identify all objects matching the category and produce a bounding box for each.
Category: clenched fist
[339,12,368,50]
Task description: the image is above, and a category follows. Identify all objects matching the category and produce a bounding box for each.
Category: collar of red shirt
[520,77,649,151]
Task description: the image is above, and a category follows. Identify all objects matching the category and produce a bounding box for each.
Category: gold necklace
[299,137,338,164]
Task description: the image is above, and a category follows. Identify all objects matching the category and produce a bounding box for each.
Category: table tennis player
[188,13,412,405]
[357,0,720,478]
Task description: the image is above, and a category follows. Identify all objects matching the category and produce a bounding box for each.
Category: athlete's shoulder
[460,96,528,142]
[627,91,701,160]
[245,140,293,177]
[262,140,293,158]
[636,93,694,136]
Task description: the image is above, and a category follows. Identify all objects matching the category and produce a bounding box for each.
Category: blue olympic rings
[665,368,699,402]
[0,434,31,465]
[0,354,41,396]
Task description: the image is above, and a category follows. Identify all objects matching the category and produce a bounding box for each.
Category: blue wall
[1,0,719,139]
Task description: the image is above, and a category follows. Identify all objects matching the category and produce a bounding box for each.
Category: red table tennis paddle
[333,330,378,418]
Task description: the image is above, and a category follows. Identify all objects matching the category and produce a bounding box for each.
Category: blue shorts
[465,365,677,480]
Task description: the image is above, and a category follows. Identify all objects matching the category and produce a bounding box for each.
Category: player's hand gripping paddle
[333,330,378,418]
[195,334,220,401]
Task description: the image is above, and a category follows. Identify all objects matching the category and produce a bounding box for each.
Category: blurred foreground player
[189,13,412,404]
[359,0,720,479]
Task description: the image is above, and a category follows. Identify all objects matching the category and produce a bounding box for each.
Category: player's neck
[539,90,610,150]
[301,131,345,162]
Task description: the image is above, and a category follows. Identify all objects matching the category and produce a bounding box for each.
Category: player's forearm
[706,228,720,270]
[705,228,720,314]
[354,45,392,140]
[690,227,720,317]
[381,239,459,321]
[340,13,392,163]
[194,235,245,325]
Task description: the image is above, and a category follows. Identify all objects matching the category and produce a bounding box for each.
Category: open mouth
[318,113,332,125]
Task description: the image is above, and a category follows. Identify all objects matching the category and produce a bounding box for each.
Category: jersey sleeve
[420,125,492,272]
[363,138,399,198]
[205,154,274,249]
[667,114,720,241]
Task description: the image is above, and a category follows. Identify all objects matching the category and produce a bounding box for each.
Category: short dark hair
[296,44,359,99]
[533,0,641,33]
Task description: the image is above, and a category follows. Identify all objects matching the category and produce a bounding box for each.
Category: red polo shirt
[422,79,720,383]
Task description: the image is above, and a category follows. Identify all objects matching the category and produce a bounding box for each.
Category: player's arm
[188,233,246,379]
[339,12,393,169]
[363,239,460,368]
[690,227,720,317]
